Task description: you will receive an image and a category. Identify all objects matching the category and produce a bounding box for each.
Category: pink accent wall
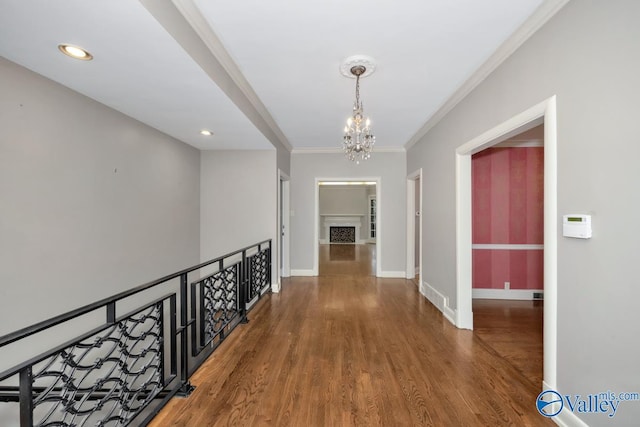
[472,147,543,289]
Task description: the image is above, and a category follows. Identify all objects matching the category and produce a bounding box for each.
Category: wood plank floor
[150,244,552,426]
[318,244,376,277]
[473,299,544,387]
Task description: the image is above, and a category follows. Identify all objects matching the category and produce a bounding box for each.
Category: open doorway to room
[316,180,378,277]
[406,170,422,287]
[455,96,558,391]
[470,124,544,387]
[277,170,290,292]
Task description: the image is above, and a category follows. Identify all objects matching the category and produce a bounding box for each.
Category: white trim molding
[472,288,543,300]
[406,169,423,280]
[421,281,456,325]
[455,95,558,390]
[146,0,293,152]
[293,147,405,154]
[278,169,291,283]
[404,0,569,149]
[290,269,315,277]
[542,382,591,427]
[495,139,544,148]
[322,216,364,244]
[315,177,382,278]
[379,271,406,278]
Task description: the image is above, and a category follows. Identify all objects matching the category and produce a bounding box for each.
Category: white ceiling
[0,0,561,152]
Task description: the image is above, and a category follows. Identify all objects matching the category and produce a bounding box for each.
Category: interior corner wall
[406,1,640,424]
[290,152,406,274]
[200,150,277,263]
[0,57,201,335]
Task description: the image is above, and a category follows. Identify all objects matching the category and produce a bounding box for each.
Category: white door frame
[314,177,382,277]
[276,169,290,292]
[455,96,557,390]
[406,169,422,281]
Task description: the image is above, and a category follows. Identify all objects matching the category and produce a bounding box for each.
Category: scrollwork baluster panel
[193,263,240,354]
[248,249,269,303]
[30,302,166,426]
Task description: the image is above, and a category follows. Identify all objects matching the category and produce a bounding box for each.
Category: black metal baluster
[240,250,249,324]
[169,294,177,379]
[19,367,33,427]
[177,273,194,396]
[268,241,272,291]
[1,240,270,425]
[106,301,116,324]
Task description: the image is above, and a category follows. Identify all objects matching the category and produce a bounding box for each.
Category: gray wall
[407,1,640,425]
[319,186,369,216]
[291,152,406,275]
[319,185,370,240]
[200,150,277,276]
[0,57,201,335]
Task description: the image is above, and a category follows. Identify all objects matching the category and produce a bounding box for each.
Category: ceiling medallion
[341,56,376,164]
[340,55,377,79]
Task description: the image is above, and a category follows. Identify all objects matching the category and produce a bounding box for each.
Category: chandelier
[342,63,375,163]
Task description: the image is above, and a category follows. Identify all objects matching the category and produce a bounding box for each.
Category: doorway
[406,170,422,286]
[455,96,558,391]
[277,169,290,292]
[313,178,381,277]
[470,124,544,386]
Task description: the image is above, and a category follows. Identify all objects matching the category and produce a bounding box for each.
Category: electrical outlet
[504,281,510,290]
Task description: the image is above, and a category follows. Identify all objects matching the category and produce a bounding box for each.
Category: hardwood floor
[318,244,376,276]
[473,299,544,387]
[150,244,552,426]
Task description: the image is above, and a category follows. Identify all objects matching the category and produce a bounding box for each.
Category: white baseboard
[443,305,456,324]
[271,280,281,293]
[553,408,590,427]
[421,281,456,325]
[542,382,590,427]
[378,271,406,278]
[472,288,544,300]
[290,269,316,277]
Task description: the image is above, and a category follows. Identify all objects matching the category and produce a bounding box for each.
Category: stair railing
[0,239,272,426]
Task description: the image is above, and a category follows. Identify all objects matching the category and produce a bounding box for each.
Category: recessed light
[58,44,93,61]
[200,130,213,136]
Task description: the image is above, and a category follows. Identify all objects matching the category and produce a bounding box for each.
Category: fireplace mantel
[320,215,364,244]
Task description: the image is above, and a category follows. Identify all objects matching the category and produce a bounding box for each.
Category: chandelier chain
[355,74,360,109]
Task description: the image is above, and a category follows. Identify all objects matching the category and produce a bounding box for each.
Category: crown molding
[292,147,406,154]
[177,0,293,152]
[404,0,570,150]
[142,0,292,152]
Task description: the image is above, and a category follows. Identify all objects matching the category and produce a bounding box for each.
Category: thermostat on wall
[563,214,592,239]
